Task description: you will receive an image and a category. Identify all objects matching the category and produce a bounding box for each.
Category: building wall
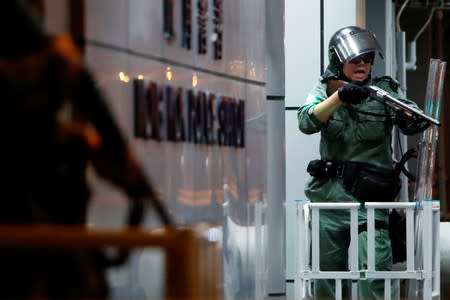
[46,0,268,299]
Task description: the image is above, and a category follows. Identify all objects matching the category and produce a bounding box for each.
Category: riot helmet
[329,26,384,64]
[321,26,384,82]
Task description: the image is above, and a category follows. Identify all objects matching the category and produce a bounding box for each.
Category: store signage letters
[133,79,245,148]
[163,0,223,59]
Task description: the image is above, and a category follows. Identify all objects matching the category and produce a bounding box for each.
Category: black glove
[394,110,431,135]
[393,109,409,129]
[337,81,370,104]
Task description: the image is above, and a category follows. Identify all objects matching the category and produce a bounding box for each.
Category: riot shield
[408,58,446,299]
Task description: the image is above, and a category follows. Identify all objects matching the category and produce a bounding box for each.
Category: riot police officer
[297,26,428,299]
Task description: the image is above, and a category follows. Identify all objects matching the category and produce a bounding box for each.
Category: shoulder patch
[373,76,400,92]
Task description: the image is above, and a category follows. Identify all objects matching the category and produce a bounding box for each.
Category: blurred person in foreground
[0,1,172,299]
[297,26,429,299]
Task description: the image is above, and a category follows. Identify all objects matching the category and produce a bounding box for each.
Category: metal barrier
[294,200,440,300]
[0,225,222,300]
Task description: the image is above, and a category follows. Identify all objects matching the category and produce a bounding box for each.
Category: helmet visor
[332,30,384,63]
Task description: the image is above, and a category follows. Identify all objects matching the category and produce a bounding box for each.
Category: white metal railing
[294,200,440,300]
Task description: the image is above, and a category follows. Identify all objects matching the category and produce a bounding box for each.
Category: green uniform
[297,77,419,300]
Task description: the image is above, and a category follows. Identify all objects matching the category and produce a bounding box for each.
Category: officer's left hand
[394,109,431,134]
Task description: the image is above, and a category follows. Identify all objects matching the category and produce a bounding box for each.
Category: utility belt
[307,159,401,202]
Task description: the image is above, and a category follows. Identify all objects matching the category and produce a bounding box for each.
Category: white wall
[284,1,362,298]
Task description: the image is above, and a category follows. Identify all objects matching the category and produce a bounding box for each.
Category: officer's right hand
[337,81,370,104]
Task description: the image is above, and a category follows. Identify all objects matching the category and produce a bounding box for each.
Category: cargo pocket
[355,108,387,143]
[323,116,345,141]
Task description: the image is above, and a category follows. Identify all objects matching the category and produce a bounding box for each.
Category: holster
[343,165,401,202]
[307,160,401,202]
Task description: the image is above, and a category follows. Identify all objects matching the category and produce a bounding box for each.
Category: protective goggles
[348,52,375,64]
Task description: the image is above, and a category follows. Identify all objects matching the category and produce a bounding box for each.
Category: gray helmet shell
[328,26,384,64]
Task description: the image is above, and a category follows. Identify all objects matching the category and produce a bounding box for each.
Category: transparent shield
[408,58,446,299]
[414,59,446,206]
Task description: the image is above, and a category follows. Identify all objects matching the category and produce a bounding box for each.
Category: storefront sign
[134,79,244,148]
[163,0,223,59]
